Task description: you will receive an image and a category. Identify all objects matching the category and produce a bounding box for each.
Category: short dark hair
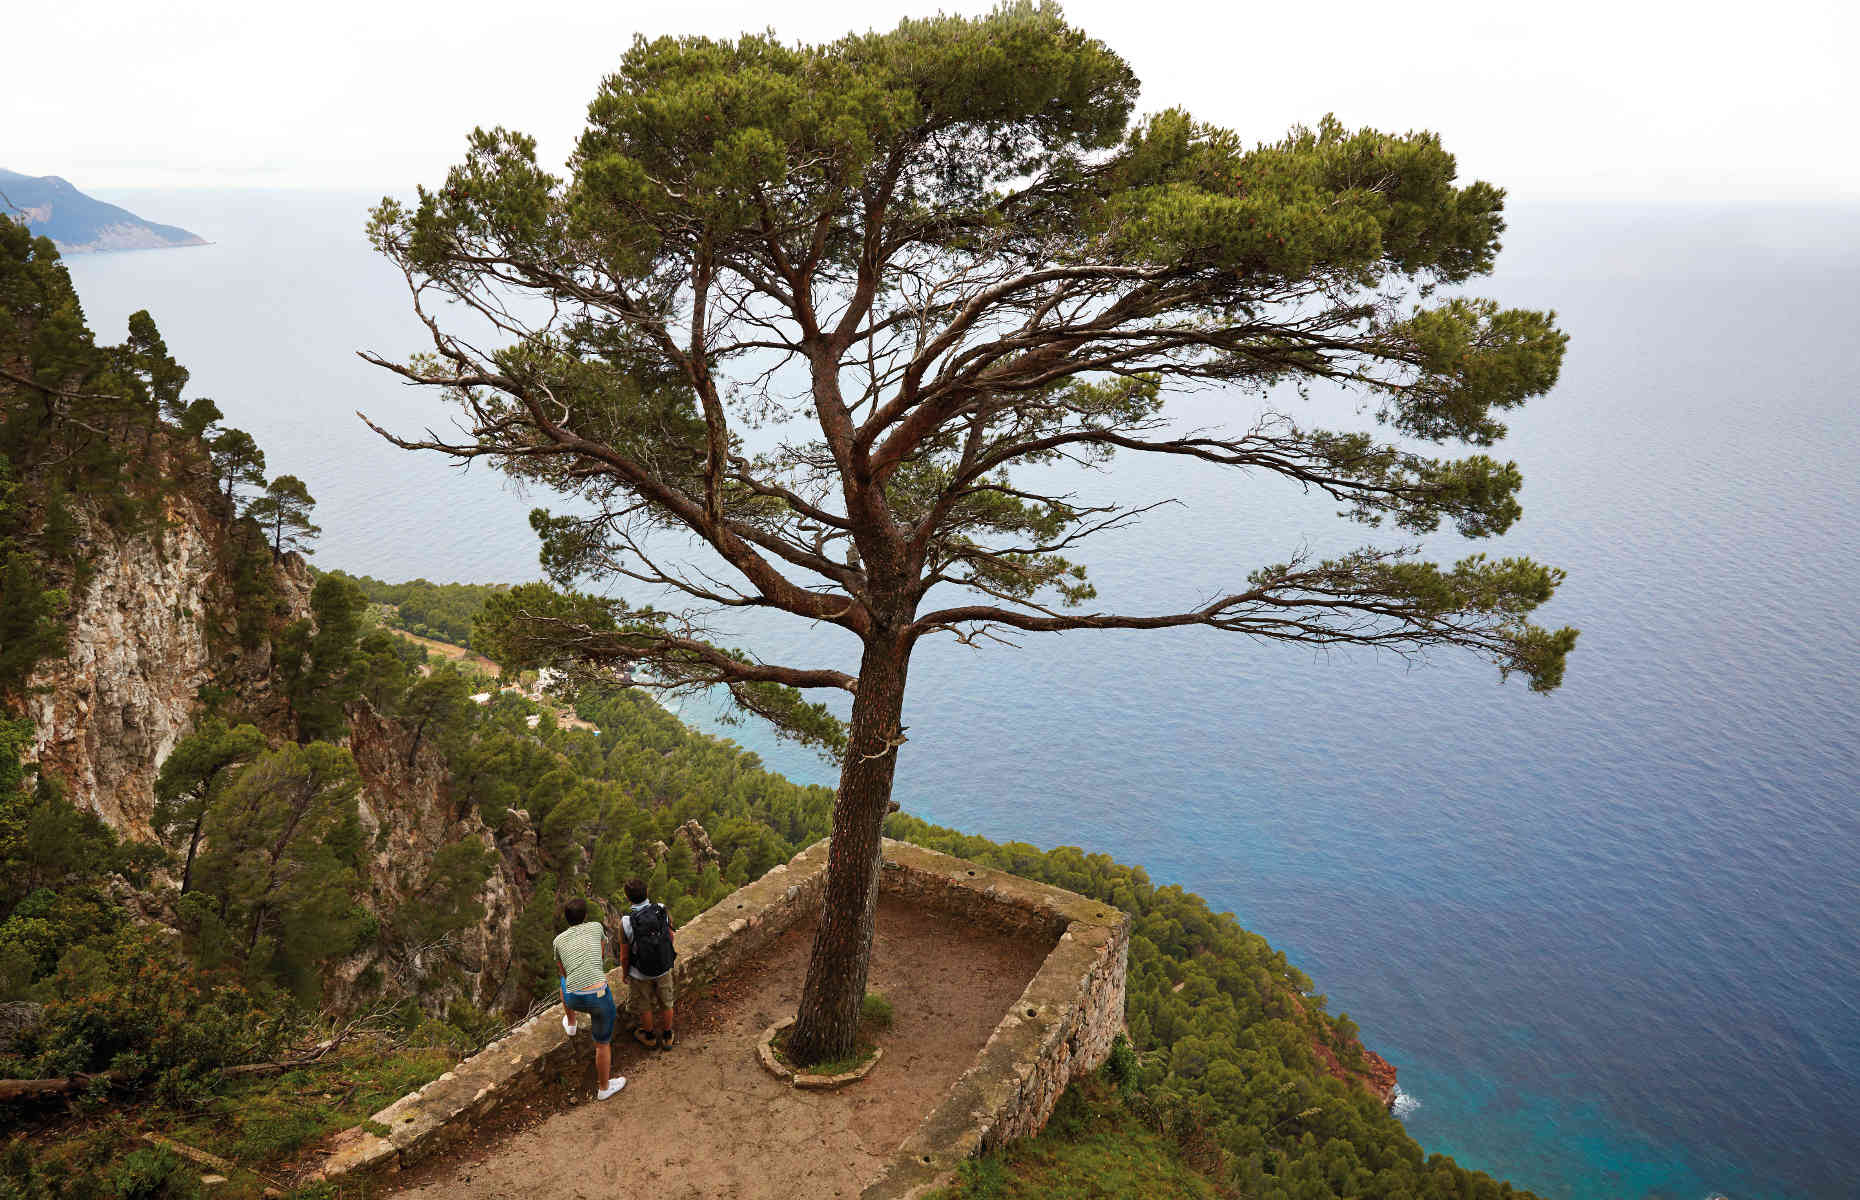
[563,897,588,926]
[624,878,647,904]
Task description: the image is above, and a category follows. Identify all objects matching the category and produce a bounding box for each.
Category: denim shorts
[561,980,616,1044]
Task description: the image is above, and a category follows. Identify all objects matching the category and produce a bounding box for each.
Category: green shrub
[17,926,276,1088]
[103,1148,198,1200]
[860,992,894,1030]
[1104,1033,1138,1096]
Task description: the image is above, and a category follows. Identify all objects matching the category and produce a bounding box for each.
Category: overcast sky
[8,0,1854,202]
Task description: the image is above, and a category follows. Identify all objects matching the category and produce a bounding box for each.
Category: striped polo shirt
[552,921,607,992]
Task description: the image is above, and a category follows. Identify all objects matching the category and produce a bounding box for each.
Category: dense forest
[317,571,506,648]
[1,216,1537,1198]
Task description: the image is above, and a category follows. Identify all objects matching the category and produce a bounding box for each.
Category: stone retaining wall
[861,840,1130,1199]
[309,837,1129,1195]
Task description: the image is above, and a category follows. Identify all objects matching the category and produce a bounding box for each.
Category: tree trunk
[785,632,911,1065]
[406,722,424,767]
[180,814,203,894]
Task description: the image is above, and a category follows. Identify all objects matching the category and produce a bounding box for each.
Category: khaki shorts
[628,972,675,1012]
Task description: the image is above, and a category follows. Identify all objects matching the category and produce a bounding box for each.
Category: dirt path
[389,898,1052,1200]
[390,629,502,677]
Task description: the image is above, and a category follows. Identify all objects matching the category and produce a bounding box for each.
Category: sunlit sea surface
[66,190,1860,1200]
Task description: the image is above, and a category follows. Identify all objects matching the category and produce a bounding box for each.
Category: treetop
[363,0,1577,744]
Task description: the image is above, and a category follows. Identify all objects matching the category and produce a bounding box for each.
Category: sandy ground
[388,898,1052,1200]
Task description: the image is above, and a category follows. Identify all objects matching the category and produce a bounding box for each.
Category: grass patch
[770,1027,877,1077]
[772,993,893,1076]
[928,1078,1217,1200]
[860,991,894,1030]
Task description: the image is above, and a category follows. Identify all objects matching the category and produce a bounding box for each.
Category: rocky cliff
[24,486,307,836]
[1312,1038,1399,1108]
[336,703,540,1014]
[21,471,544,1016]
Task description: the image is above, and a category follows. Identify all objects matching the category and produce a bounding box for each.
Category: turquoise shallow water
[65,192,1860,1200]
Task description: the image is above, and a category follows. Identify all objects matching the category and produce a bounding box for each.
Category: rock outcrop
[1311,1038,1398,1109]
[648,818,721,870]
[0,1002,43,1056]
[24,487,308,837]
[20,468,542,1018]
[333,702,541,1015]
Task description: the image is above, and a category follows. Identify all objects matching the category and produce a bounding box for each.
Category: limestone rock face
[648,819,720,870]
[1356,1045,1399,1108]
[331,703,542,1015]
[672,818,720,869]
[0,1002,43,1055]
[20,477,540,1017]
[24,490,308,838]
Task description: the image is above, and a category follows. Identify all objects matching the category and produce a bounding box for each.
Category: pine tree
[122,310,189,437]
[152,718,266,894]
[396,661,476,766]
[209,428,266,504]
[507,873,559,1000]
[276,573,368,742]
[248,473,318,558]
[366,3,1575,1061]
[350,628,423,711]
[396,837,496,953]
[174,395,222,441]
[185,741,366,999]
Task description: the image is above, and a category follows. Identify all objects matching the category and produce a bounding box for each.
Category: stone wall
[309,837,1130,1193]
[862,841,1130,1199]
[309,839,834,1183]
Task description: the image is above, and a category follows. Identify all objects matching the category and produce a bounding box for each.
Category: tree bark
[180,813,203,894]
[406,717,427,768]
[785,631,911,1064]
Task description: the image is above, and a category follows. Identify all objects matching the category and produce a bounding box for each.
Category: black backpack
[626,903,676,977]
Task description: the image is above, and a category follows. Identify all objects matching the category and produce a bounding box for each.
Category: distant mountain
[0,168,206,253]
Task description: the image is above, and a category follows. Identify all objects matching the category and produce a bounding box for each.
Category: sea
[63,189,1860,1200]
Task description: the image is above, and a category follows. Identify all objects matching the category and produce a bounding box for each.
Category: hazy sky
[9,0,1854,202]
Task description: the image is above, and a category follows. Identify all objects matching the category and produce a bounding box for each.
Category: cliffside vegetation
[0,210,284,700]
[894,816,1541,1200]
[0,222,510,1195]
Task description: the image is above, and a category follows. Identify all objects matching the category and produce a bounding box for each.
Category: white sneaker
[562,1015,578,1036]
[596,1077,626,1101]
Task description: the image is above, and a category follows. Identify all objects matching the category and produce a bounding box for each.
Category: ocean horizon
[64,187,1860,1200]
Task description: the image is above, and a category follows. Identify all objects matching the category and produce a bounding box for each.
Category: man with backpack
[618,877,678,1049]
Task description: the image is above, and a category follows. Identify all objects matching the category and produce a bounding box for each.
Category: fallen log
[144,1133,284,1196]
[143,1133,238,1174]
[1,1041,339,1101]
[0,1074,100,1100]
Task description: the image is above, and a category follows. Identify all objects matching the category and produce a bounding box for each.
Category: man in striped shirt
[554,897,625,1101]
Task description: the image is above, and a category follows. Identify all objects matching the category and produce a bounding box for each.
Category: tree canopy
[365,0,1574,1062]
[152,717,266,894]
[277,573,367,742]
[181,741,367,1000]
[209,427,266,504]
[248,473,319,558]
